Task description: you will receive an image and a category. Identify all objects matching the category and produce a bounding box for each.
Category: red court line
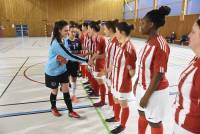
[23,62,45,85]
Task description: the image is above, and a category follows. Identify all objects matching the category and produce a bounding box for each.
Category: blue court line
[0,96,89,107]
[0,57,29,98]
[0,104,93,118]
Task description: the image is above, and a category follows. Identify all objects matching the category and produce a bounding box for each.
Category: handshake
[56,55,68,65]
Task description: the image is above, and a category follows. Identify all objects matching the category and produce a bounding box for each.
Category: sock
[63,92,73,112]
[121,107,129,128]
[151,125,163,134]
[108,91,114,106]
[100,84,106,103]
[50,93,57,109]
[83,65,86,78]
[138,115,148,134]
[71,82,76,96]
[114,103,121,121]
[93,79,99,95]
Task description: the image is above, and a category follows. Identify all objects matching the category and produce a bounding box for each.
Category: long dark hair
[197,18,200,28]
[104,19,119,33]
[88,21,101,32]
[51,20,68,45]
[145,6,171,29]
[116,22,134,36]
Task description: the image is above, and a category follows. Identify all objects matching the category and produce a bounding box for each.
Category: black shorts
[45,71,69,89]
[67,61,79,77]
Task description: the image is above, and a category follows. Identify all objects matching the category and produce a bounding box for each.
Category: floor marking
[23,62,45,84]
[0,95,89,107]
[0,57,29,98]
[31,40,38,46]
[81,81,111,134]
[0,104,93,118]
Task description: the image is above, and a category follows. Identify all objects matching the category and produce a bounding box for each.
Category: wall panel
[0,0,124,37]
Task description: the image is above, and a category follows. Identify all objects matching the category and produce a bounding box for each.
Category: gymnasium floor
[0,37,194,134]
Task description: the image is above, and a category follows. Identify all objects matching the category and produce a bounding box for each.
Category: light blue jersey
[45,39,87,76]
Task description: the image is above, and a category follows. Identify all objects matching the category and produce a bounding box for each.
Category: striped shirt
[112,40,137,93]
[138,35,170,90]
[105,36,118,79]
[175,56,200,134]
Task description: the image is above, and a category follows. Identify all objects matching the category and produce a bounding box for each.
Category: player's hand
[97,70,105,77]
[88,59,94,66]
[56,55,68,65]
[133,84,137,96]
[139,95,149,108]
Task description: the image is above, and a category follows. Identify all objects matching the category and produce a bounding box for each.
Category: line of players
[45,6,200,134]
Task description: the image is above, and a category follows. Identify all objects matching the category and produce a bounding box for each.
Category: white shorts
[173,123,194,134]
[111,88,134,101]
[104,78,111,87]
[103,77,111,91]
[93,71,104,80]
[80,63,88,66]
[135,85,169,123]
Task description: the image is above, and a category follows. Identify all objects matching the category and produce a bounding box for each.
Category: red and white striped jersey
[105,36,118,79]
[111,40,137,93]
[84,34,93,60]
[80,32,89,54]
[92,35,106,72]
[138,35,170,90]
[175,56,200,134]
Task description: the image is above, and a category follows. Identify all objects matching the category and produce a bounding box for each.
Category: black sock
[50,93,57,109]
[63,92,73,113]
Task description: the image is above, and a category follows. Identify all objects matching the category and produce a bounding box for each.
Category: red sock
[100,84,106,103]
[112,102,115,111]
[151,125,163,134]
[81,65,86,78]
[114,103,121,121]
[138,115,148,134]
[121,107,129,128]
[85,67,89,77]
[93,79,99,95]
[108,91,114,106]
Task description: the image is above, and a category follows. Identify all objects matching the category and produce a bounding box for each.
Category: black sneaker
[111,125,125,134]
[105,117,116,122]
[69,83,71,88]
[87,88,93,93]
[84,85,91,89]
[83,81,90,85]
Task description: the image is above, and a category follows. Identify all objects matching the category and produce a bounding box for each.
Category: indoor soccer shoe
[105,117,119,122]
[111,125,125,134]
[93,101,105,107]
[69,111,81,118]
[51,107,62,117]
[83,81,90,85]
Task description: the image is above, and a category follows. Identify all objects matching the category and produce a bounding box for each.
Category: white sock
[71,82,76,96]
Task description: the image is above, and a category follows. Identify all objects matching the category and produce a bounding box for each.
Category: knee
[51,89,58,95]
[114,98,120,104]
[149,121,162,128]
[61,84,69,93]
[119,100,128,108]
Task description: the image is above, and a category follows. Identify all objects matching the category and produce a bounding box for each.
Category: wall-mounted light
[11,24,15,28]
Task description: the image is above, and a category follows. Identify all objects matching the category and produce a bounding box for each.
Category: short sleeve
[193,69,200,97]
[96,37,105,54]
[125,46,137,70]
[153,46,169,73]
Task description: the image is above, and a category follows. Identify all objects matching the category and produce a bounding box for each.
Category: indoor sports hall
[0,0,199,134]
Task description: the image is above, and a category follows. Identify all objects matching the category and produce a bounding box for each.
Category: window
[138,0,154,18]
[123,1,135,20]
[158,0,182,16]
[187,0,200,15]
